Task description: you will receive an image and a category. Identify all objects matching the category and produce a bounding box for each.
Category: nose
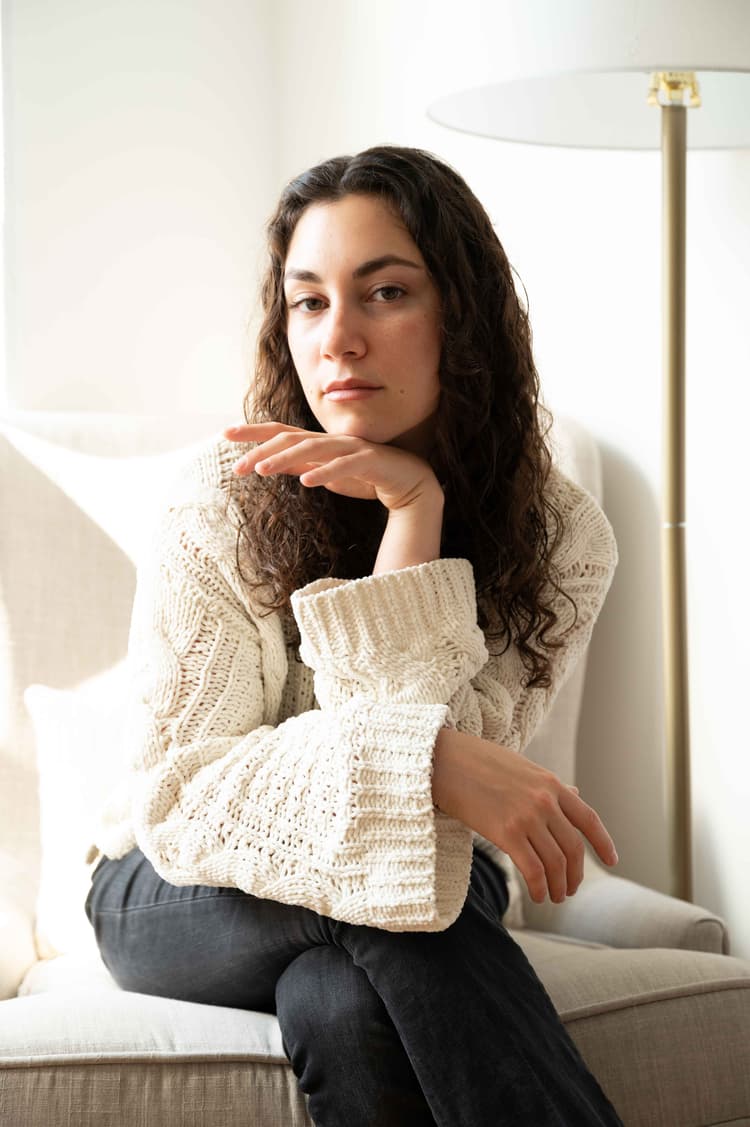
[320,301,366,361]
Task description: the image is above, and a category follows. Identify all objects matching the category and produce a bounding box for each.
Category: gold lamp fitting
[647,71,702,108]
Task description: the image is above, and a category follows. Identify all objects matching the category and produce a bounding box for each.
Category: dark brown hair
[229,144,576,688]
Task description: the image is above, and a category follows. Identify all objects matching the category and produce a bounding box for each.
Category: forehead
[286,194,422,265]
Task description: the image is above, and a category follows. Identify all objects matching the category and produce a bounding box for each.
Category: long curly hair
[228,145,576,689]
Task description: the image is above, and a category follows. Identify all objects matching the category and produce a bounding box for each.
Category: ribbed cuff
[334,697,474,931]
[291,559,487,703]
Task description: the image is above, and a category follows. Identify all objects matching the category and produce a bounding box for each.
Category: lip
[323,380,382,394]
[325,387,382,402]
[324,380,383,401]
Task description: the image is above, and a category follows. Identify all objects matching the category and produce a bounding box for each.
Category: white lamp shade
[427,0,750,150]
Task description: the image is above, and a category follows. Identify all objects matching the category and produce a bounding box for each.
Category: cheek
[286,330,315,393]
[409,307,441,359]
[285,325,303,367]
[387,308,441,357]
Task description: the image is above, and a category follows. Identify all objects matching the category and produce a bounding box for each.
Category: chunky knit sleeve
[290,557,489,716]
[125,496,474,933]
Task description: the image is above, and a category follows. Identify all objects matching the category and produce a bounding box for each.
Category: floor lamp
[427,7,750,902]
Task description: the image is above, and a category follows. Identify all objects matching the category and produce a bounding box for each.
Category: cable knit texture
[91,435,618,933]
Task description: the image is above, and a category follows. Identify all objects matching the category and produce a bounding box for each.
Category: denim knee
[275,945,434,1127]
[275,944,381,1054]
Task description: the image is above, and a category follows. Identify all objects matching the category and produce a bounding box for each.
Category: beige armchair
[1,409,748,1127]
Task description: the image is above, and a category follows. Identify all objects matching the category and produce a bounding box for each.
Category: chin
[315,405,435,453]
[320,414,395,443]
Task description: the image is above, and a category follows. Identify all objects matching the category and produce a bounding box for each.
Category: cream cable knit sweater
[91,436,618,933]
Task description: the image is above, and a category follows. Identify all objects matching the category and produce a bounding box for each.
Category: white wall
[0,4,4,411]
[4,0,749,957]
[3,0,277,415]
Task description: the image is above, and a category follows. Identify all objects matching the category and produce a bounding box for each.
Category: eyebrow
[283,254,424,284]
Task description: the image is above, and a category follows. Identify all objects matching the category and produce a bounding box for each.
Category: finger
[527,826,568,903]
[228,430,300,474]
[544,809,586,896]
[252,436,316,475]
[224,422,301,440]
[255,435,358,474]
[559,789,618,867]
[299,451,374,486]
[505,837,550,904]
[232,435,324,476]
[237,434,358,476]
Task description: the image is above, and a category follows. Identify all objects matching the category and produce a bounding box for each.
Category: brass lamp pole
[649,71,701,902]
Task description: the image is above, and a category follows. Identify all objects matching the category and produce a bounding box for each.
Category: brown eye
[290,297,326,312]
[371,285,406,302]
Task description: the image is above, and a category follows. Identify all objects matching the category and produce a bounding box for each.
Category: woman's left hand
[224,423,442,513]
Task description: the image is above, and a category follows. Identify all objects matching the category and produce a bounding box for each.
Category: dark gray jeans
[85,845,623,1127]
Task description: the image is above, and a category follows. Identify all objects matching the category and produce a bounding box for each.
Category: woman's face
[283,193,443,456]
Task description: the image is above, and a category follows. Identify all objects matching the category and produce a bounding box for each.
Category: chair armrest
[521,847,730,954]
[0,892,37,999]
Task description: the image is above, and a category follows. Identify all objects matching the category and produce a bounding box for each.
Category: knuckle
[504,815,524,840]
[535,790,558,816]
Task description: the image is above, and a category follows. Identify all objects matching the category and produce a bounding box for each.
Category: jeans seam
[91,892,252,915]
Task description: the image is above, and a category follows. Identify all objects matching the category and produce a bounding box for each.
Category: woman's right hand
[432,728,618,904]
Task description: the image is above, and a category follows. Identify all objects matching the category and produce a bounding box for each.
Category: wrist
[372,486,444,575]
[432,726,465,815]
[388,478,445,517]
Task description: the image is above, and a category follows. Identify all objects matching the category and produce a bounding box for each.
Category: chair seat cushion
[517,930,750,1127]
[2,934,750,1127]
[3,954,307,1127]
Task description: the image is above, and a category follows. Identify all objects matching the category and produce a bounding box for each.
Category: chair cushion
[5,952,308,1127]
[517,930,750,1127]
[4,934,750,1127]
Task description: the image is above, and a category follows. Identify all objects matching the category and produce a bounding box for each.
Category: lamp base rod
[661,104,693,903]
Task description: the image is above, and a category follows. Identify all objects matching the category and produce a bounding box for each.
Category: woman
[85,145,624,1125]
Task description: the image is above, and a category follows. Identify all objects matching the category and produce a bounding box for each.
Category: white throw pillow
[2,426,219,565]
[24,662,133,959]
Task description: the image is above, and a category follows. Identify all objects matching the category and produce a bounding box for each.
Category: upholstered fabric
[3,935,750,1127]
[525,846,732,954]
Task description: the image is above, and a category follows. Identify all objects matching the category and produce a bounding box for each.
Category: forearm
[432,725,486,815]
[372,486,445,574]
[432,724,619,907]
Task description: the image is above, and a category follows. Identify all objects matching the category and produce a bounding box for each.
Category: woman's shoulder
[546,460,597,512]
[158,433,253,510]
[135,433,254,567]
[545,462,618,572]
